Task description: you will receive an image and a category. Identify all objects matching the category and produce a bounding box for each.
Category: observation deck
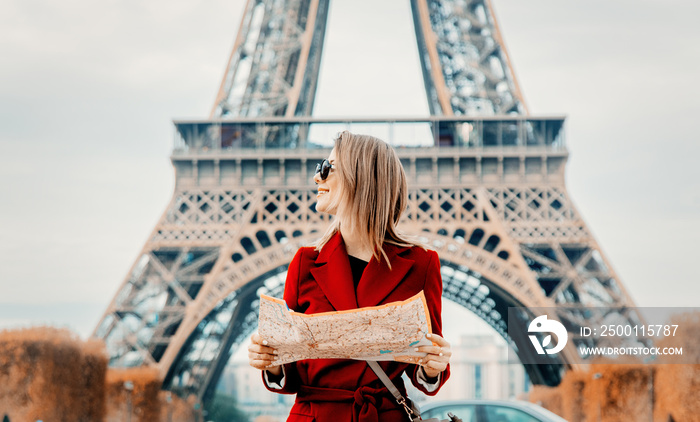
[171,116,567,188]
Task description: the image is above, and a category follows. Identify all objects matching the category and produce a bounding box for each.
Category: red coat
[263,232,450,422]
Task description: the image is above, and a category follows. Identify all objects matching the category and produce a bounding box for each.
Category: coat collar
[309,231,415,311]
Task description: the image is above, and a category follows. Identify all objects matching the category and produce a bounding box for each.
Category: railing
[172,116,566,154]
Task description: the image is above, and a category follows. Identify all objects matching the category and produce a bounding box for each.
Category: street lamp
[124,381,134,422]
[592,373,603,422]
[194,402,201,422]
[166,392,173,422]
[648,368,654,422]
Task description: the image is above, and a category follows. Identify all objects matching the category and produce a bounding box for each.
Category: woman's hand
[415,333,452,379]
[248,332,281,376]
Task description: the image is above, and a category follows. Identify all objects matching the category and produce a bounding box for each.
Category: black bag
[366,361,461,422]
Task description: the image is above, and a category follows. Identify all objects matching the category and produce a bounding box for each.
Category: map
[258,291,433,365]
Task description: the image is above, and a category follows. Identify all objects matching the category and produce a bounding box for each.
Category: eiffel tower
[94,0,643,404]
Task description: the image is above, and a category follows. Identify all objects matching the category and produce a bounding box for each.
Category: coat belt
[297,384,398,422]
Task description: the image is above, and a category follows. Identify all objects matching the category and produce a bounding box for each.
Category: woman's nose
[313,171,321,184]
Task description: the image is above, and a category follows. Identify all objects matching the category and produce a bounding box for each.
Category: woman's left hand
[415,333,452,379]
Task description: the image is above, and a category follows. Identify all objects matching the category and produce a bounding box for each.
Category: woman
[248,131,451,421]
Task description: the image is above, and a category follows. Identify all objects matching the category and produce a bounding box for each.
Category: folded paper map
[258,291,434,365]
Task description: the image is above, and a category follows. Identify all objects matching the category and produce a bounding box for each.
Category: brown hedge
[653,312,700,421]
[0,327,205,422]
[157,391,199,422]
[529,311,700,421]
[105,367,162,422]
[0,327,107,422]
[529,385,562,417]
[530,365,700,422]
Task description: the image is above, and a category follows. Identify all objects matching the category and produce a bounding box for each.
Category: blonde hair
[315,131,422,268]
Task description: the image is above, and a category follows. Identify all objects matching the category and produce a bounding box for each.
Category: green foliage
[204,393,250,422]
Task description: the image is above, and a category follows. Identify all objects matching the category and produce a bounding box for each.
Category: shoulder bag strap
[366,360,422,421]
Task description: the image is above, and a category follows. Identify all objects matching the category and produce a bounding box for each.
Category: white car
[419,400,569,422]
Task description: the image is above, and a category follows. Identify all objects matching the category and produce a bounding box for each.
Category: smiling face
[313,131,413,266]
[313,147,341,215]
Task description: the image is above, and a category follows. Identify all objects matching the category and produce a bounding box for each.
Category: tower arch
[154,227,580,402]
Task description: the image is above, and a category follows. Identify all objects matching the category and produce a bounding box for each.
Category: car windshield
[422,404,477,422]
[483,404,541,422]
[421,401,568,422]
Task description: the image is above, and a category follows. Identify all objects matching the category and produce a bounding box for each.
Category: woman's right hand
[248,332,281,376]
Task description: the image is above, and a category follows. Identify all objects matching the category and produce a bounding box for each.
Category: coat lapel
[356,243,414,308]
[309,232,359,311]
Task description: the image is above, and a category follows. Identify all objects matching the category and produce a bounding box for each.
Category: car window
[483,405,541,422]
[422,404,477,422]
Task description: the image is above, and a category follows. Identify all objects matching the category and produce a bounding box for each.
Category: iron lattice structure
[94,0,643,404]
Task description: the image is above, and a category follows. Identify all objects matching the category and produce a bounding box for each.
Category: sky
[1,0,699,341]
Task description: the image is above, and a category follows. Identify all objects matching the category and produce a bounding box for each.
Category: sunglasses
[315,159,334,181]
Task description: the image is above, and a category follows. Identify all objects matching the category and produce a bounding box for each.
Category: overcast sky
[1,0,699,339]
